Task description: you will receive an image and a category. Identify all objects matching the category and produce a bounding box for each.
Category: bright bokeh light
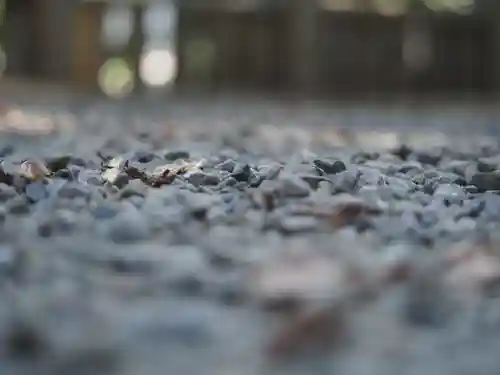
[319,0,357,12]
[98,58,135,98]
[373,0,408,16]
[423,0,475,13]
[139,48,177,87]
[101,5,134,50]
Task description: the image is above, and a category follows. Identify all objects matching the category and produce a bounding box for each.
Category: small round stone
[25,182,49,203]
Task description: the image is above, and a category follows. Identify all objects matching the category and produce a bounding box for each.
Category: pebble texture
[0,94,499,375]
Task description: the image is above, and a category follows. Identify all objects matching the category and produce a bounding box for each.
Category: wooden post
[288,0,319,96]
[494,6,500,94]
[72,2,105,89]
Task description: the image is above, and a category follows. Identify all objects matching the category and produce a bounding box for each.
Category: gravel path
[1,89,500,375]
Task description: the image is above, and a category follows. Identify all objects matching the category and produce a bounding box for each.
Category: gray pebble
[132,150,155,164]
[299,175,328,190]
[331,169,358,193]
[107,208,151,243]
[57,183,91,199]
[413,148,442,166]
[358,185,386,205]
[385,176,413,199]
[0,183,17,202]
[25,182,49,203]
[477,155,500,172]
[186,171,220,187]
[357,167,385,187]
[77,169,103,186]
[433,184,467,206]
[278,216,318,234]
[279,174,311,198]
[258,163,282,180]
[469,171,500,192]
[313,158,346,175]
[439,159,470,177]
[216,159,236,173]
[90,201,121,220]
[102,168,129,189]
[164,150,190,161]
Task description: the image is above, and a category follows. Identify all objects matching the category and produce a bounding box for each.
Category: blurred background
[0,0,499,150]
[0,0,497,99]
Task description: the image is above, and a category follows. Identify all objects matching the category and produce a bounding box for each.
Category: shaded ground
[0,82,500,375]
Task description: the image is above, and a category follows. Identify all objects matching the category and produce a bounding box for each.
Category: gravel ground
[1,88,500,375]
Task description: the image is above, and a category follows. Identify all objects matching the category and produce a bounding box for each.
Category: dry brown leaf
[313,201,382,228]
[19,160,50,181]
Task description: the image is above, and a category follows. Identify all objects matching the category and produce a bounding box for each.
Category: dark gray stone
[132,150,155,164]
[57,183,91,199]
[313,158,346,175]
[230,164,252,182]
[413,148,442,166]
[469,171,500,192]
[164,150,190,161]
[477,155,500,172]
[0,145,14,158]
[77,170,103,186]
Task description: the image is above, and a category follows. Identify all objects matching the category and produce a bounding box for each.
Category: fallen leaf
[313,201,382,228]
[19,160,50,181]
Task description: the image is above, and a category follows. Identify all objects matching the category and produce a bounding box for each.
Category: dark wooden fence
[1,0,500,95]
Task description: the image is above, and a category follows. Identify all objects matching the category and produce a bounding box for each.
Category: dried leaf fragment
[19,160,50,181]
[313,201,382,228]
